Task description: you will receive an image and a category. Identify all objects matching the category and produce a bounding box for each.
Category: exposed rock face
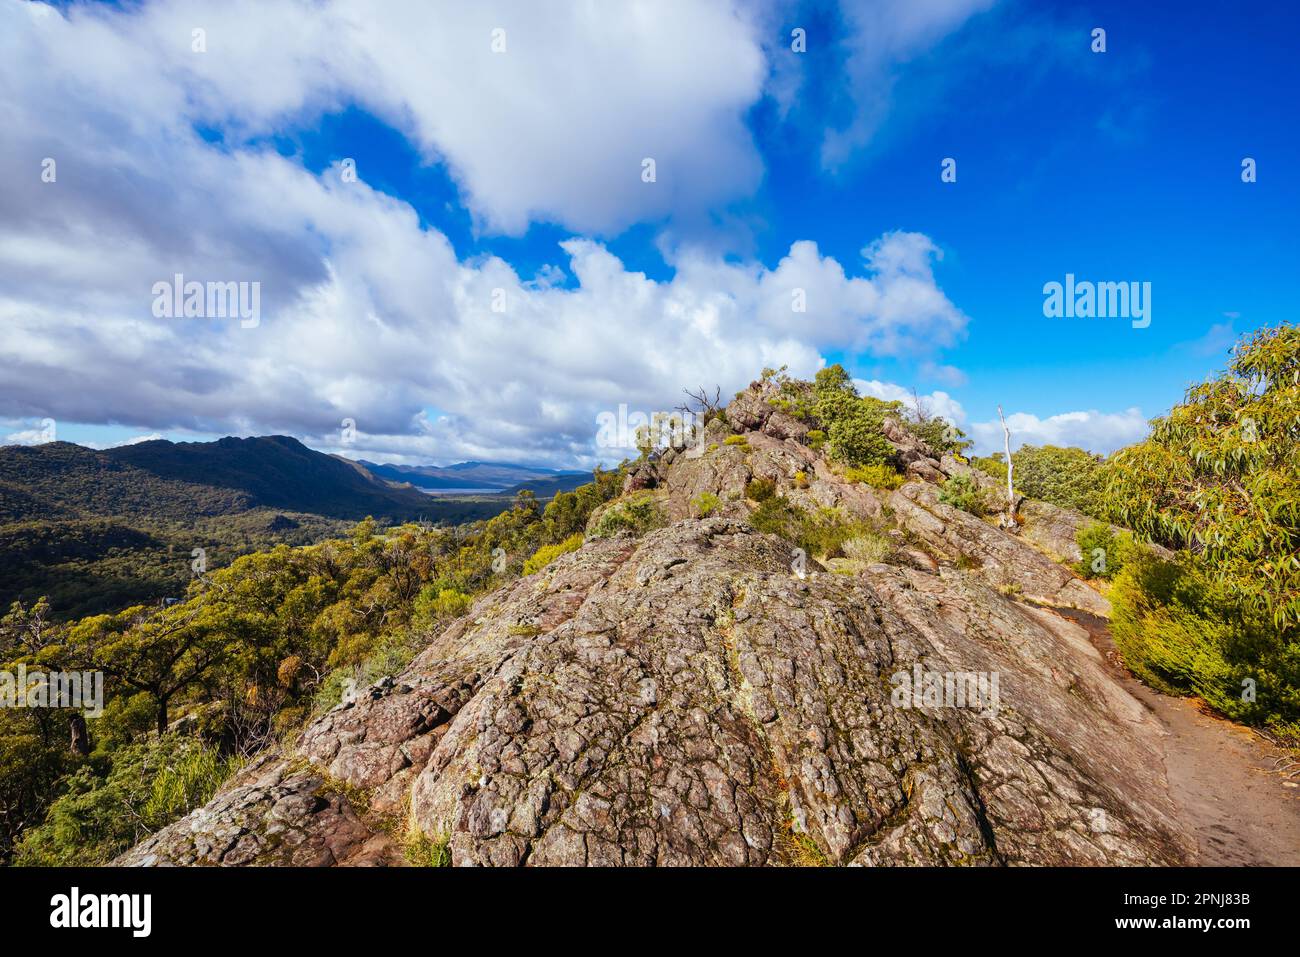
[119,383,1193,867]
[120,518,1191,867]
[888,484,1112,617]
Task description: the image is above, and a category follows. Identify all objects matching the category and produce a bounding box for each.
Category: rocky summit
[119,379,1197,867]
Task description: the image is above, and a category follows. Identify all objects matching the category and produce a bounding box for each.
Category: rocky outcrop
[119,381,1191,867]
[120,515,1191,867]
[888,484,1112,616]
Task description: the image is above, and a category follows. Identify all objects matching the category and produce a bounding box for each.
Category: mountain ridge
[117,376,1199,867]
[0,435,515,618]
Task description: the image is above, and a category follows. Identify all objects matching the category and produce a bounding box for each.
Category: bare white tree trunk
[998,405,1015,528]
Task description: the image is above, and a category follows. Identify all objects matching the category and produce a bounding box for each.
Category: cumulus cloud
[4,0,767,237]
[853,379,967,427]
[968,408,1149,456]
[0,0,975,467]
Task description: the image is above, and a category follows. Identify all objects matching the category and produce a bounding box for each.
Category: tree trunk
[69,712,91,756]
[997,405,1017,529]
[156,695,169,737]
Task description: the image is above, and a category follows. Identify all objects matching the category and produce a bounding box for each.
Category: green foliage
[1074,523,1135,580]
[13,734,239,866]
[0,467,625,863]
[413,586,473,622]
[904,414,973,457]
[723,435,751,451]
[1099,325,1300,737]
[972,446,1107,518]
[522,533,584,575]
[1102,324,1300,631]
[843,463,904,490]
[937,474,987,516]
[404,828,452,867]
[750,497,882,560]
[842,533,894,564]
[1110,553,1300,741]
[812,365,899,469]
[691,492,721,518]
[762,366,819,423]
[590,492,666,538]
[744,478,776,502]
[0,710,81,862]
[805,429,826,452]
[969,454,1007,484]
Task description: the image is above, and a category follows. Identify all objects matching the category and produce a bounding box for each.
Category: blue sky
[2,0,1296,464]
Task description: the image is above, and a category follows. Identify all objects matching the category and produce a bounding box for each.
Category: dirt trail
[1057,608,1300,866]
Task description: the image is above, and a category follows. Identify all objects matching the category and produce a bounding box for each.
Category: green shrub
[843,463,904,490]
[745,478,776,502]
[805,429,826,452]
[590,492,666,538]
[842,533,893,564]
[969,455,1007,484]
[1111,553,1300,741]
[750,497,881,560]
[937,474,986,515]
[723,435,751,451]
[972,447,1107,518]
[691,492,721,518]
[14,735,240,866]
[1101,324,1300,630]
[404,828,452,867]
[522,533,584,575]
[1074,522,1135,580]
[413,586,473,623]
[904,415,972,456]
[1100,325,1300,738]
[806,365,899,469]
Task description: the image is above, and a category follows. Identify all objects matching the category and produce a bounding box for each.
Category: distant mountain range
[0,435,578,619]
[359,460,591,496]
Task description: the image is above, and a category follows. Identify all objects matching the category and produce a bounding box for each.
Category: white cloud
[0,0,976,468]
[3,428,52,447]
[4,0,767,237]
[853,379,967,427]
[969,408,1149,456]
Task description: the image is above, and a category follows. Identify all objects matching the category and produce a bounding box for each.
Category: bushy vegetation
[763,363,968,466]
[589,490,666,538]
[690,492,721,518]
[972,445,1107,519]
[1074,523,1135,580]
[937,473,988,516]
[750,497,885,561]
[843,463,904,490]
[1110,553,1298,737]
[744,478,776,502]
[810,366,898,468]
[1101,325,1300,739]
[13,734,239,865]
[522,533,584,575]
[842,532,894,564]
[0,469,624,864]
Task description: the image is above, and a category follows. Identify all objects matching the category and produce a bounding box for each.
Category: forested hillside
[0,437,511,618]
